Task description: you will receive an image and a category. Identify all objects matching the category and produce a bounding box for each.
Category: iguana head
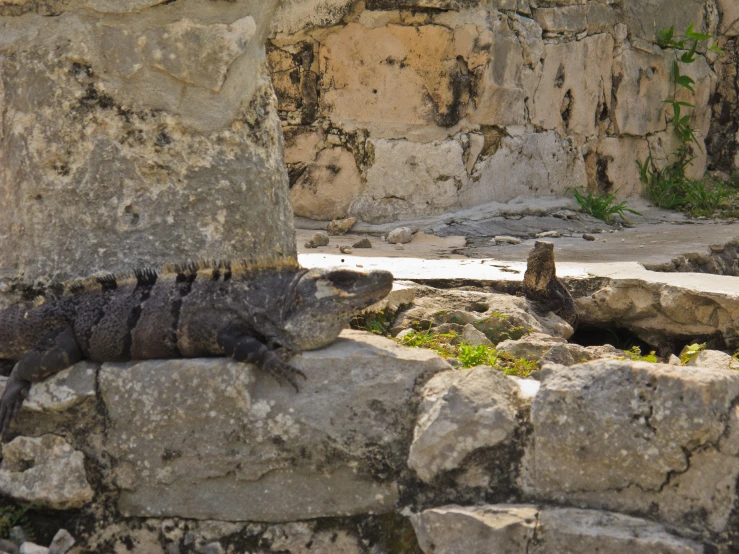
[278,267,393,351]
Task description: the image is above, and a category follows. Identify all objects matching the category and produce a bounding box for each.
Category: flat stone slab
[99,330,449,522]
[411,504,704,554]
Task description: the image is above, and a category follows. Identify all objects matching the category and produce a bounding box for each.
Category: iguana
[0,259,393,437]
[522,241,578,329]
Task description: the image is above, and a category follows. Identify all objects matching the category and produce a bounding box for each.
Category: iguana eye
[327,270,359,288]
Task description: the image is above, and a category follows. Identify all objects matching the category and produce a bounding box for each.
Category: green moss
[472,313,531,345]
[395,330,538,377]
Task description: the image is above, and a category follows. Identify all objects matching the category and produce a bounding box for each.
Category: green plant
[686,176,731,216]
[397,330,457,358]
[638,24,724,212]
[457,344,499,368]
[0,503,35,541]
[637,147,694,211]
[622,346,659,363]
[680,342,706,365]
[495,352,539,378]
[656,24,724,152]
[569,187,642,223]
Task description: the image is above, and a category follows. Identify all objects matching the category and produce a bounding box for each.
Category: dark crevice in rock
[433,56,472,128]
[595,155,614,193]
[707,37,739,171]
[568,324,654,352]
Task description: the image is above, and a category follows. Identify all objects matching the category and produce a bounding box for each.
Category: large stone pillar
[0,0,295,284]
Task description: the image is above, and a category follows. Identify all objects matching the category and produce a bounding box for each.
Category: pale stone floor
[297,197,739,296]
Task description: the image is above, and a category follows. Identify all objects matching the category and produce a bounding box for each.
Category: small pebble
[387,227,413,244]
[48,530,75,554]
[310,231,330,247]
[352,238,372,248]
[582,234,596,241]
[19,544,48,554]
[395,244,405,250]
[339,246,353,254]
[303,242,315,249]
[0,538,19,554]
[493,235,522,245]
[356,264,364,268]
[536,231,561,238]
[327,217,356,235]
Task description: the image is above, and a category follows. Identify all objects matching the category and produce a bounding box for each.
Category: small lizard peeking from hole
[523,241,578,329]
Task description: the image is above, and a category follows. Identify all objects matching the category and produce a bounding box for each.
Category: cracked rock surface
[412,504,705,554]
[0,0,296,284]
[100,330,449,522]
[523,359,739,535]
[0,435,93,510]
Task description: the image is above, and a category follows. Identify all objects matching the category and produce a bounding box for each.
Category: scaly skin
[0,262,393,438]
[522,241,578,329]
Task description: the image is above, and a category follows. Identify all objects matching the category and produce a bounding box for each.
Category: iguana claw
[0,378,30,441]
[262,351,306,392]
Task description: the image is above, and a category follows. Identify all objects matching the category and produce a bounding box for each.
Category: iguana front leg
[0,326,82,439]
[217,329,305,391]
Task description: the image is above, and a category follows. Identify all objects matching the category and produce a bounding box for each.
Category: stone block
[465,132,587,204]
[531,34,613,137]
[99,330,449,521]
[719,0,739,36]
[318,23,474,133]
[0,1,295,282]
[523,359,739,534]
[350,138,467,223]
[290,147,362,220]
[0,435,94,509]
[408,366,524,483]
[533,5,588,33]
[612,43,672,136]
[411,504,704,554]
[588,136,650,197]
[620,0,712,42]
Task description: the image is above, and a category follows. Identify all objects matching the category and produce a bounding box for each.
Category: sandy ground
[296,197,739,295]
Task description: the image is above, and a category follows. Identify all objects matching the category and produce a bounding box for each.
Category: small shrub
[622,346,659,363]
[680,343,706,365]
[457,344,499,368]
[569,187,642,223]
[638,149,733,216]
[686,176,731,216]
[637,149,694,211]
[495,352,539,378]
[0,503,35,541]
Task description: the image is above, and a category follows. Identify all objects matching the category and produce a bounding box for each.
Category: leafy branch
[655,23,724,152]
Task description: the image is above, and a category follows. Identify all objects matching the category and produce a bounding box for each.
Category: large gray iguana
[0,258,393,437]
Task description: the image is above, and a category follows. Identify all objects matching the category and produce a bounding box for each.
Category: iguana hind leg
[0,326,82,439]
[218,330,305,391]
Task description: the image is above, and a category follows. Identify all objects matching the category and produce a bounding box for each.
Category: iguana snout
[279,268,394,351]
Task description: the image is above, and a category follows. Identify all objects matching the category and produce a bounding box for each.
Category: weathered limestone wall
[268,0,731,223]
[708,4,739,171]
[4,330,739,552]
[0,0,296,283]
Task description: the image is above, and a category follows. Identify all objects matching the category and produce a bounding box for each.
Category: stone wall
[4,331,739,552]
[268,0,735,223]
[0,0,297,284]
